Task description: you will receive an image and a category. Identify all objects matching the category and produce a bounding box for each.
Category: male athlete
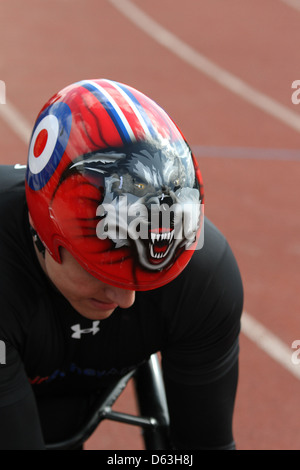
[0,79,243,449]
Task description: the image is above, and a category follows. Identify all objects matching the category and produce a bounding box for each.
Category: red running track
[0,0,300,450]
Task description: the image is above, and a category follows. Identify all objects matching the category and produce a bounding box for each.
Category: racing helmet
[25,79,204,291]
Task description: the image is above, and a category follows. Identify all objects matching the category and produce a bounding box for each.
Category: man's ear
[28,212,46,258]
[28,212,35,229]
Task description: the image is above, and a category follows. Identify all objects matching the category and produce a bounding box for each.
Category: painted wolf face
[53,142,202,271]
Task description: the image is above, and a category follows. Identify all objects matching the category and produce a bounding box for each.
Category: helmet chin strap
[29,226,46,258]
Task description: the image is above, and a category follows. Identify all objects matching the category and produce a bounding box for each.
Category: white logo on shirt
[71,321,100,339]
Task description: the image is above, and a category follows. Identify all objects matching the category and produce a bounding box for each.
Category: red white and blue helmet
[25,79,204,291]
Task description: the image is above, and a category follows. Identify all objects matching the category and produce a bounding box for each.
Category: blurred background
[0,0,300,450]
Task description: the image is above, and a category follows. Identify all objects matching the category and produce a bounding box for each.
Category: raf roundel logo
[27,102,72,190]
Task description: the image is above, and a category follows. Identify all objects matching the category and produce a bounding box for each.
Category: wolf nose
[160,193,173,207]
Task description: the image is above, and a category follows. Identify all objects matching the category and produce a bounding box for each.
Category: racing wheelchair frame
[45,354,171,450]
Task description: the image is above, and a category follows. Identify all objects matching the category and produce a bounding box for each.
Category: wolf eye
[173,178,181,188]
[134,182,145,190]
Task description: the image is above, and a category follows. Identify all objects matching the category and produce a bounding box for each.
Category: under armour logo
[71,321,100,339]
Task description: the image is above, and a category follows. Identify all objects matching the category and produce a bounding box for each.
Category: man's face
[41,247,136,320]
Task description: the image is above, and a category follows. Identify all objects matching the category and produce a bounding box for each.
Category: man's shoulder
[0,165,27,238]
[0,164,26,195]
[188,217,228,270]
[0,164,39,297]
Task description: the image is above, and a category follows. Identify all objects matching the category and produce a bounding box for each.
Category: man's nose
[104,286,136,309]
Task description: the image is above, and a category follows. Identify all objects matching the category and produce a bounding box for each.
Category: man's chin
[70,300,117,320]
[80,310,116,320]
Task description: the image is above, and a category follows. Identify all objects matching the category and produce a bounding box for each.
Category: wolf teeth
[149,244,172,259]
[150,231,174,243]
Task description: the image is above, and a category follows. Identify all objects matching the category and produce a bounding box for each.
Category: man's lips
[89,298,119,310]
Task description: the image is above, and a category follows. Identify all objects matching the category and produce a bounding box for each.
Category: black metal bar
[103,408,158,428]
[45,354,172,450]
[133,354,171,450]
[45,368,137,450]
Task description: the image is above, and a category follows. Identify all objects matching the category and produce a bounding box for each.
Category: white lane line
[108,0,300,133]
[280,0,300,12]
[241,312,300,380]
[0,99,31,144]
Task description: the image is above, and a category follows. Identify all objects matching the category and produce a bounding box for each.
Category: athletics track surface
[0,0,300,450]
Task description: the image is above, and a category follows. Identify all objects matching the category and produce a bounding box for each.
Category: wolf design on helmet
[53,141,201,272]
[26,78,204,290]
